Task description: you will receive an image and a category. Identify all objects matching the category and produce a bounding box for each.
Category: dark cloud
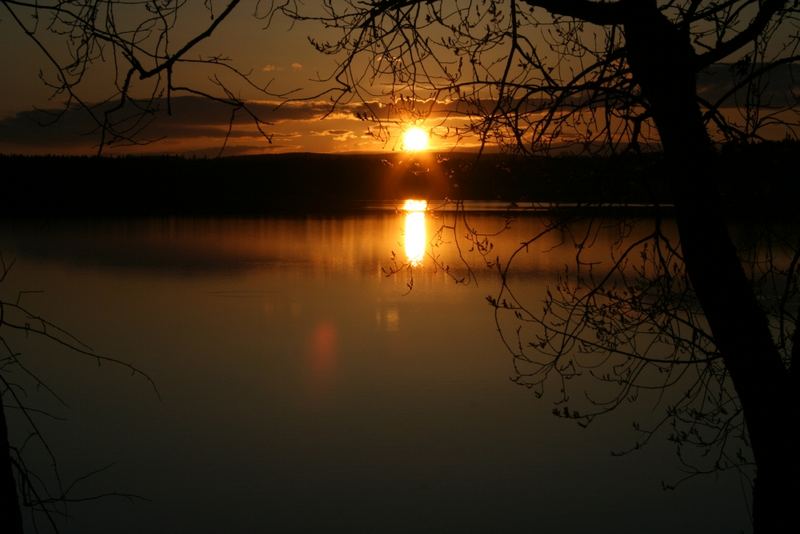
[0,96,369,150]
[0,95,505,151]
[0,63,795,154]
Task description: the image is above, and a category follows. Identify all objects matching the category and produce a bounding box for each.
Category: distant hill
[2,141,797,217]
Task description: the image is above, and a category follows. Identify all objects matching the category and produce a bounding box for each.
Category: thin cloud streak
[0,64,795,155]
[0,97,374,153]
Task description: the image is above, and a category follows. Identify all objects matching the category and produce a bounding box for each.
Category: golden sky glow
[0,3,794,156]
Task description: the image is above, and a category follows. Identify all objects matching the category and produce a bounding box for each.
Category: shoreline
[2,143,796,219]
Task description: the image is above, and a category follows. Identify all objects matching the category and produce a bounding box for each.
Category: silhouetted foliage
[3,141,799,217]
[274,0,798,151]
[5,1,800,532]
[0,0,275,154]
[267,2,800,532]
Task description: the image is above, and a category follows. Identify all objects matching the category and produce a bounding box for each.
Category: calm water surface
[1,208,748,533]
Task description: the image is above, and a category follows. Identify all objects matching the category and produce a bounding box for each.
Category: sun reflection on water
[402,199,427,266]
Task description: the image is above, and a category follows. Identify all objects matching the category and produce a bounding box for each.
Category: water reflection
[308,320,338,396]
[0,213,750,534]
[402,199,428,266]
[0,206,576,280]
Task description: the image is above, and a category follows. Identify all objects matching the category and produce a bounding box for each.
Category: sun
[402,127,430,152]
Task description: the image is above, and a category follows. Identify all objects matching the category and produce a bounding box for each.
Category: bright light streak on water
[402,199,427,266]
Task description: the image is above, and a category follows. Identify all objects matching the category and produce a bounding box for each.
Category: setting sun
[402,199,428,212]
[401,127,430,152]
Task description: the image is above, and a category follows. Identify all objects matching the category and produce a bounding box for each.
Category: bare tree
[5,0,799,531]
[1,253,157,533]
[268,1,800,531]
[0,0,281,154]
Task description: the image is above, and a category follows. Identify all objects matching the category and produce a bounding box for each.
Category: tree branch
[696,0,789,68]
[521,0,628,26]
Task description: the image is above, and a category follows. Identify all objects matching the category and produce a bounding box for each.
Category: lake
[1,205,749,533]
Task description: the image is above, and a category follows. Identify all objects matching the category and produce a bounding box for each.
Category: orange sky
[0,3,796,155]
[0,96,487,155]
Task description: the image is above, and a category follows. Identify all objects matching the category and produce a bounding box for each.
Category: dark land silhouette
[2,141,797,218]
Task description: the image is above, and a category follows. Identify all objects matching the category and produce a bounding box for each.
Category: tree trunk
[623,6,798,532]
[0,402,23,534]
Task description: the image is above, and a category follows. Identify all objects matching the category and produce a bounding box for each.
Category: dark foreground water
[1,207,749,533]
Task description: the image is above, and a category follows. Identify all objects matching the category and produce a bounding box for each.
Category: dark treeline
[1,140,796,217]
